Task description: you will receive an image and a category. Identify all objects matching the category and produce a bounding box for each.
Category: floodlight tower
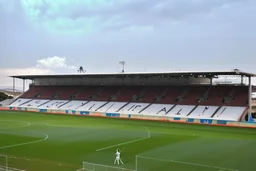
[119,61,125,73]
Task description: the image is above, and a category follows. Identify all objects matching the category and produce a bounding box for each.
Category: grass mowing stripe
[1,119,247,140]
[137,155,238,171]
[44,123,198,139]
[96,126,151,152]
[45,123,113,129]
[1,111,256,171]
[96,137,149,152]
[0,133,48,150]
[2,117,256,135]
[0,120,31,130]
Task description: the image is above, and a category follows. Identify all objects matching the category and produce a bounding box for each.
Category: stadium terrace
[6,69,256,122]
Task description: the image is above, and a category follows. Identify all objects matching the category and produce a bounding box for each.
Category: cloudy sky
[0,0,256,90]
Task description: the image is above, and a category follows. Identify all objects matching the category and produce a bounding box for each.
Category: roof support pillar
[23,79,25,93]
[248,76,252,122]
[12,77,15,93]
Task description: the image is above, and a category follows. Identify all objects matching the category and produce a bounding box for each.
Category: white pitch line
[96,126,150,152]
[170,159,238,171]
[96,137,148,152]
[0,133,49,150]
[142,126,151,138]
[2,119,256,135]
[138,156,238,171]
[43,122,256,135]
[40,123,199,138]
[0,120,31,130]
[45,123,107,129]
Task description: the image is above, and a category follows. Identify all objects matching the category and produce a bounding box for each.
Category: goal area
[0,154,26,171]
[77,161,135,171]
[77,156,228,171]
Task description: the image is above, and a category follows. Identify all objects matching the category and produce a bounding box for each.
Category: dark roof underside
[9,70,256,80]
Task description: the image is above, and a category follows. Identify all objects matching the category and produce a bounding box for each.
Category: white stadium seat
[8,98,246,122]
[188,106,219,119]
[76,101,107,111]
[39,100,69,109]
[212,106,246,121]
[141,104,174,116]
[96,102,127,113]
[10,98,32,107]
[0,99,15,106]
[120,103,150,114]
[20,99,50,108]
[167,105,195,118]
[59,100,88,110]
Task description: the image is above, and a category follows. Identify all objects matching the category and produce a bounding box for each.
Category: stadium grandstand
[3,69,256,122]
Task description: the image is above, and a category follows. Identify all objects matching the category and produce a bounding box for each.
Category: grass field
[0,111,256,171]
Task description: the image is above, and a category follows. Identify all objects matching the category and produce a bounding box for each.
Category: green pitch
[0,111,256,171]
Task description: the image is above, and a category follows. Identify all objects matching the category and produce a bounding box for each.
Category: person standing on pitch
[114,149,123,165]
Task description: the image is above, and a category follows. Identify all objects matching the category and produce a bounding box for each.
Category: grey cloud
[72,0,253,30]
[1,0,256,73]
[29,0,252,31]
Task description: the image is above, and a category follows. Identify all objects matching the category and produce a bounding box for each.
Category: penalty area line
[0,120,31,130]
[137,156,238,171]
[96,137,148,152]
[96,126,150,152]
[170,159,238,171]
[0,133,49,150]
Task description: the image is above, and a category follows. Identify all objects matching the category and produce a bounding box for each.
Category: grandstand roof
[9,69,256,80]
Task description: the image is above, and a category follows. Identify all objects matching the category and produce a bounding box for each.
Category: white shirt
[115,151,120,158]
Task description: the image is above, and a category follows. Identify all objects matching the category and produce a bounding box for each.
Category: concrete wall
[1,107,256,128]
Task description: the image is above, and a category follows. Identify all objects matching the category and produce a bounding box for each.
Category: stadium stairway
[59,100,89,110]
[188,106,219,119]
[96,101,128,113]
[9,99,31,107]
[116,86,143,102]
[239,106,249,121]
[140,86,164,103]
[160,87,169,97]
[212,106,246,121]
[119,102,150,114]
[138,103,152,113]
[75,101,108,111]
[228,87,236,98]
[95,101,109,111]
[113,87,126,100]
[167,104,176,114]
[210,106,222,118]
[37,100,51,108]
[140,103,174,116]
[75,101,90,109]
[8,97,248,121]
[186,105,199,116]
[7,85,249,121]
[169,105,196,117]
[157,86,184,104]
[0,98,15,106]
[20,99,49,108]
[19,99,33,106]
[203,87,211,99]
[8,98,18,106]
[58,100,72,109]
[117,101,131,112]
